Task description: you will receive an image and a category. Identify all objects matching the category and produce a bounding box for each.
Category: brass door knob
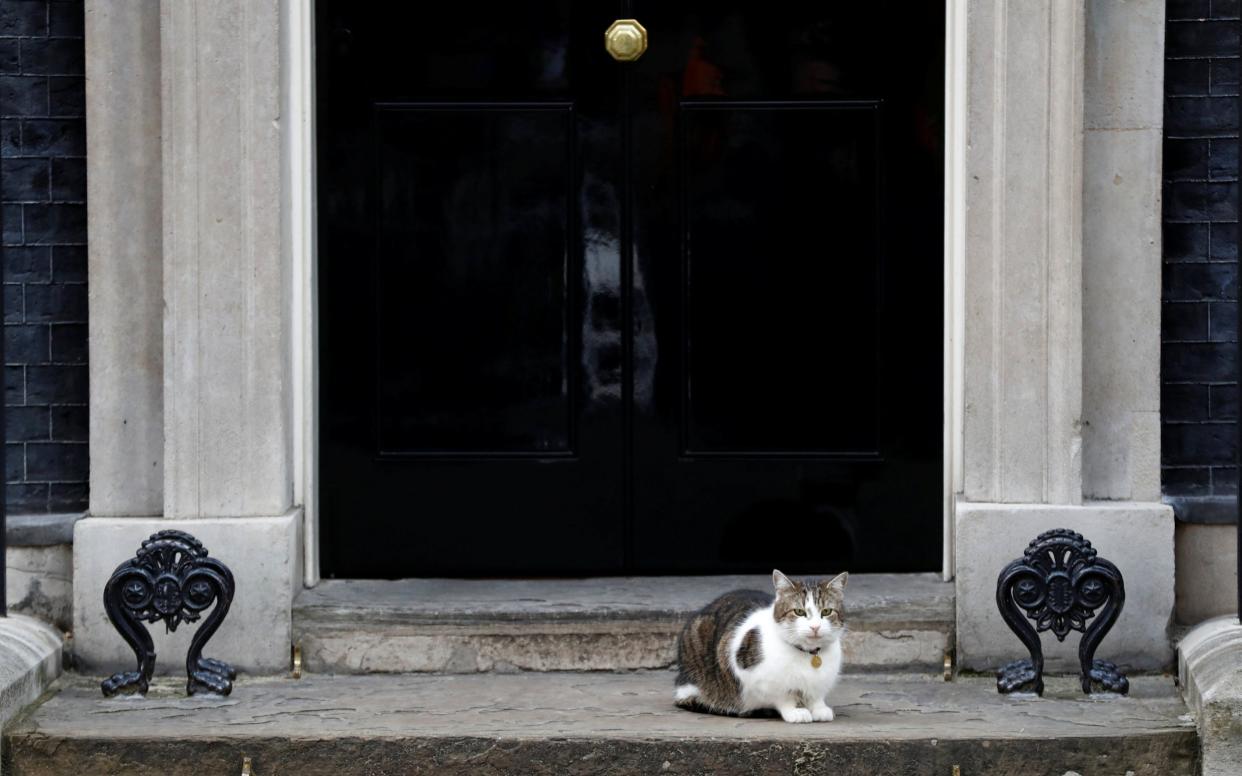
[605,19,647,62]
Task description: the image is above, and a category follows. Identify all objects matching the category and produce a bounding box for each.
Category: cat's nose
[810,624,821,635]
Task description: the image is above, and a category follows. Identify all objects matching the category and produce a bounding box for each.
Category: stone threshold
[4,672,1198,775]
[293,574,954,673]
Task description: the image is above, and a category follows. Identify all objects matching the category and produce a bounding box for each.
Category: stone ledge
[293,575,954,674]
[6,513,83,547]
[1178,615,1242,776]
[1166,496,1237,525]
[0,615,63,763]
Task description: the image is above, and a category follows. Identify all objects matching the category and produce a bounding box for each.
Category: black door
[317,2,943,578]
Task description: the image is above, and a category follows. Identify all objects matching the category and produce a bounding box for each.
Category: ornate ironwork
[995,528,1128,696]
[101,530,236,697]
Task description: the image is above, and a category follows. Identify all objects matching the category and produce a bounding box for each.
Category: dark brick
[1211,60,1239,95]
[6,406,47,442]
[2,204,21,244]
[1166,96,1238,136]
[22,202,84,243]
[1,119,19,156]
[1210,384,1239,419]
[26,441,85,480]
[0,41,18,74]
[1164,422,1238,465]
[48,2,83,39]
[25,283,83,322]
[1165,301,1209,340]
[49,322,82,362]
[49,155,82,200]
[50,404,83,441]
[20,119,83,155]
[3,245,49,282]
[1170,0,1211,18]
[4,283,22,322]
[0,76,47,118]
[47,76,81,118]
[1212,466,1238,494]
[51,244,82,281]
[1165,139,1210,180]
[5,323,47,363]
[7,483,46,511]
[1214,0,1241,19]
[1163,466,1213,496]
[47,480,84,511]
[1163,262,1237,300]
[1209,301,1238,340]
[1209,138,1239,180]
[1163,383,1210,421]
[19,38,83,75]
[5,443,22,483]
[4,365,22,405]
[1,157,48,201]
[1164,222,1209,260]
[1165,181,1225,221]
[1163,341,1239,382]
[1167,60,1210,95]
[1210,222,1240,259]
[1167,20,1240,57]
[0,1,48,37]
[26,363,84,404]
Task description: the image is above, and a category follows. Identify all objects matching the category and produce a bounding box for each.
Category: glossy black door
[627,1,944,573]
[317,2,627,576]
[317,2,942,577]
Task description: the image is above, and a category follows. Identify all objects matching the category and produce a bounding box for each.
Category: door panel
[317,1,626,577]
[680,102,882,455]
[375,105,575,456]
[317,1,943,577]
[628,0,943,573]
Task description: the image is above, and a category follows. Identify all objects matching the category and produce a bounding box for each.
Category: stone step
[4,672,1197,776]
[292,574,955,673]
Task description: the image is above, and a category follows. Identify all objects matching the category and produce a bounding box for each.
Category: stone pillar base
[955,500,1174,672]
[72,511,301,674]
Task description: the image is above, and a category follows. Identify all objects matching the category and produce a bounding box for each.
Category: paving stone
[3,673,1198,776]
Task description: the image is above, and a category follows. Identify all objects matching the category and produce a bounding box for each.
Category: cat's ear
[772,569,794,593]
[825,571,849,592]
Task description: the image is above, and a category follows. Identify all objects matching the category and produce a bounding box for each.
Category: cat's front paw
[810,703,834,722]
[779,706,814,723]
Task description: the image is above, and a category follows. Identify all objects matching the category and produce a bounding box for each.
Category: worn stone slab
[294,575,954,673]
[1178,616,1242,776]
[4,673,1197,775]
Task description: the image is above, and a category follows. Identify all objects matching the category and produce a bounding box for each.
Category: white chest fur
[729,606,843,718]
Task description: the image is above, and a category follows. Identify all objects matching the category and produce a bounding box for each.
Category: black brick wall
[0,0,86,515]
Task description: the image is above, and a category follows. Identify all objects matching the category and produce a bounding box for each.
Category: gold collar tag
[810,654,823,669]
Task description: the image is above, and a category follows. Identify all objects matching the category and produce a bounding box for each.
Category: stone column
[160,0,291,518]
[86,0,163,516]
[76,0,300,674]
[954,0,1173,672]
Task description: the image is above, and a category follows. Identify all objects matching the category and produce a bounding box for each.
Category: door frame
[290,0,966,585]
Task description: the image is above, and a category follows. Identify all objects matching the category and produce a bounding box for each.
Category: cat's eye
[822,609,835,618]
[793,608,806,617]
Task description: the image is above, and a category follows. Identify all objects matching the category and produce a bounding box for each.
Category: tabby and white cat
[674,569,848,723]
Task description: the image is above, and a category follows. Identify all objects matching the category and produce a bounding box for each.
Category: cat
[674,569,848,723]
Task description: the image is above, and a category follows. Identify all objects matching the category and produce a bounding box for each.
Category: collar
[793,644,822,655]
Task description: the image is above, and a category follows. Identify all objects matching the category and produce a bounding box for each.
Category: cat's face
[771,569,848,650]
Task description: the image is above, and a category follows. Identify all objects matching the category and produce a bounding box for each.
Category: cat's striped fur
[674,570,848,722]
